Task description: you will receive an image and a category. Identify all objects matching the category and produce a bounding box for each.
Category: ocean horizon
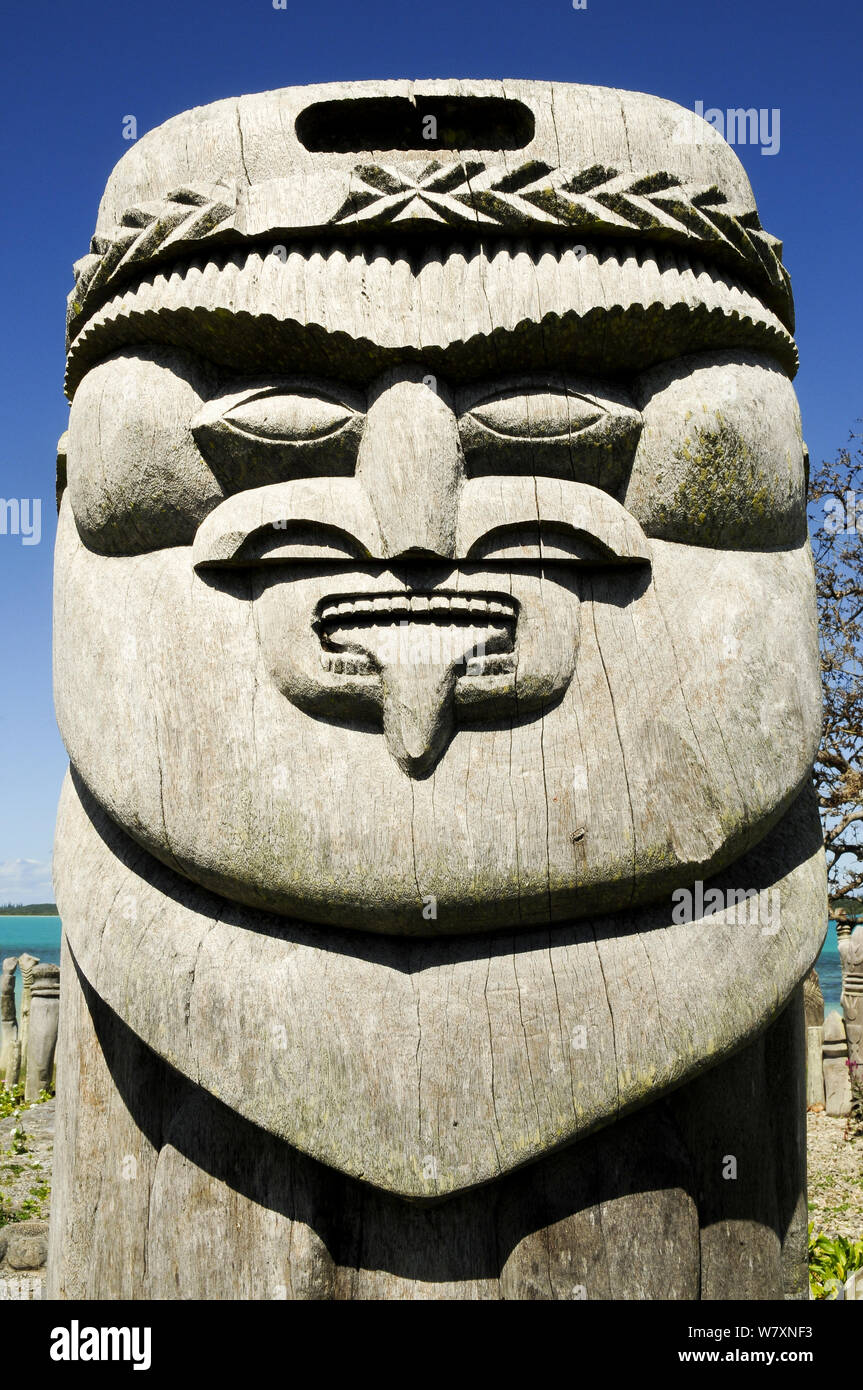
[0,912,849,1016]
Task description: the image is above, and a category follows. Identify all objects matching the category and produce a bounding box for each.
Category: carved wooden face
[54,248,820,934]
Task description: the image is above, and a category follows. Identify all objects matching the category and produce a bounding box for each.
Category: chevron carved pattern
[68,161,792,341]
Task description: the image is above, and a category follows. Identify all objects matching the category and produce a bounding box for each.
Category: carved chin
[53,771,827,1198]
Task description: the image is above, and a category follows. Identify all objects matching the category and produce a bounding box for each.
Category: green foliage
[0,1181,50,1228]
[0,1085,54,1227]
[808,1224,863,1298]
[7,1124,28,1156]
[0,1084,53,1120]
[0,902,58,915]
[14,1183,50,1221]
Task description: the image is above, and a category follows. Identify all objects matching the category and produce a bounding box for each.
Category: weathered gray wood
[24,963,60,1100]
[51,78,823,1299]
[53,774,825,1199]
[806,1024,826,1108]
[53,509,821,933]
[804,967,824,1026]
[16,953,38,1087]
[823,1012,852,1116]
[49,938,806,1300]
[0,957,19,1089]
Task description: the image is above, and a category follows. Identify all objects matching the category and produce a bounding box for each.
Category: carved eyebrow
[192,476,650,569]
[69,312,751,401]
[456,478,650,564]
[192,480,383,568]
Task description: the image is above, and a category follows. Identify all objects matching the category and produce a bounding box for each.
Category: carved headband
[68,161,791,347]
[65,82,797,401]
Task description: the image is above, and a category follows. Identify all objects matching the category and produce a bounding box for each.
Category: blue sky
[0,0,860,901]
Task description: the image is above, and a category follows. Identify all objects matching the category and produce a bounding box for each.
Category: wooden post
[0,957,20,1090]
[804,968,826,1108]
[49,941,808,1300]
[839,926,863,1069]
[17,953,39,1087]
[49,78,826,1300]
[823,1012,852,1116]
[24,963,60,1101]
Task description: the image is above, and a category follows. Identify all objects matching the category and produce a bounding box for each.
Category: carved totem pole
[0,958,20,1089]
[50,81,825,1299]
[25,963,60,1101]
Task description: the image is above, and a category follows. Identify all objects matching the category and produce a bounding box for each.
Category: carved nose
[355,375,463,559]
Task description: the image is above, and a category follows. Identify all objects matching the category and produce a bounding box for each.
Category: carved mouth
[313,589,519,676]
[258,579,576,778]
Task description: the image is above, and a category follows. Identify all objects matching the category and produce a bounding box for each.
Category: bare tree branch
[809,427,863,903]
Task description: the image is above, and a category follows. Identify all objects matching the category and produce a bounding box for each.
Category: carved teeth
[317,591,518,624]
[320,653,373,675]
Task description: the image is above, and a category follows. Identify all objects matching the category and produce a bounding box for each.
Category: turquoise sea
[0,912,849,1015]
[818,919,844,1017]
[0,918,63,1011]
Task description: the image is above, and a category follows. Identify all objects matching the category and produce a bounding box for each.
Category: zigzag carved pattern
[333,162,790,324]
[68,161,793,341]
[68,182,238,341]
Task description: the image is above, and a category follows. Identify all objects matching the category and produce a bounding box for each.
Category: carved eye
[458,378,642,491]
[192,383,366,492]
[468,390,604,439]
[221,392,355,441]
